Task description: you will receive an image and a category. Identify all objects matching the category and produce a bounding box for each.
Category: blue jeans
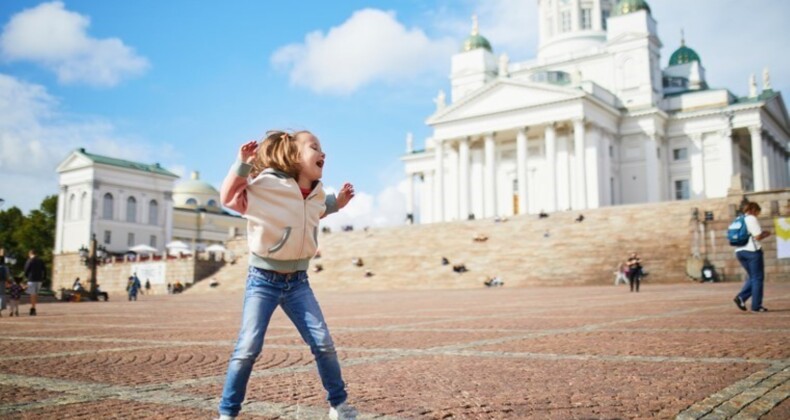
[736,249,764,310]
[218,267,347,417]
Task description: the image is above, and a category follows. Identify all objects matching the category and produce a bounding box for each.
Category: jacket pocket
[268,227,292,253]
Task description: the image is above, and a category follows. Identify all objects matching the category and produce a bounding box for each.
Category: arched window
[207,199,218,208]
[79,192,87,219]
[186,198,198,206]
[149,199,159,225]
[103,193,114,219]
[126,196,137,223]
[69,194,77,220]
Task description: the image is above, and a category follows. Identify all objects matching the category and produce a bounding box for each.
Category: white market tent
[129,244,158,254]
[205,244,227,253]
[165,240,193,255]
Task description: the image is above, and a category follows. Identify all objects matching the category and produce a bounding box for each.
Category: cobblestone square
[1,282,788,419]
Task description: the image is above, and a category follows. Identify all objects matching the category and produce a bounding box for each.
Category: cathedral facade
[402,0,790,223]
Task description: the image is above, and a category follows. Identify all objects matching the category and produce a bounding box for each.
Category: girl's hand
[336,182,355,209]
[239,141,259,164]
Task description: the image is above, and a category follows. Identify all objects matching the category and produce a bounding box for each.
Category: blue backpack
[727,215,750,246]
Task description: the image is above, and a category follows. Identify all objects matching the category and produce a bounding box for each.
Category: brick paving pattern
[0,282,788,419]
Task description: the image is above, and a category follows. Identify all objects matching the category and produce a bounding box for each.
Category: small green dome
[462,34,492,52]
[669,33,701,66]
[669,45,701,66]
[613,0,651,16]
[461,15,492,53]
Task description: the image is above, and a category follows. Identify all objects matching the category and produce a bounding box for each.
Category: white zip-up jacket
[221,161,338,272]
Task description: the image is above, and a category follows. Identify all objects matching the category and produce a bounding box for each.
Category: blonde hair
[250,130,311,178]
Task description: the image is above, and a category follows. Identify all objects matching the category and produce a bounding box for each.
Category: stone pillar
[719,129,735,193]
[484,133,497,218]
[573,119,587,209]
[585,125,600,208]
[545,124,557,212]
[55,185,67,253]
[571,0,581,31]
[423,172,434,223]
[645,134,661,202]
[600,129,612,206]
[406,173,414,221]
[690,134,705,198]
[434,139,445,222]
[592,0,602,31]
[164,192,174,245]
[516,128,528,215]
[749,126,765,191]
[458,137,470,219]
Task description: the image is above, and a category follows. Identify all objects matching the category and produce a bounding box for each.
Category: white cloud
[320,179,413,232]
[0,73,173,212]
[271,8,456,95]
[471,0,539,59]
[0,1,149,87]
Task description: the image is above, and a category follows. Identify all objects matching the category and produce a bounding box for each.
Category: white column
[750,126,765,191]
[55,185,67,253]
[434,139,445,222]
[516,128,528,215]
[645,134,661,202]
[423,172,434,223]
[484,133,497,218]
[573,119,587,209]
[406,173,414,222]
[545,124,557,212]
[585,125,600,208]
[592,0,602,31]
[571,0,581,31]
[163,192,174,245]
[458,137,470,219]
[770,137,782,189]
[719,129,735,194]
[690,134,705,198]
[601,129,612,206]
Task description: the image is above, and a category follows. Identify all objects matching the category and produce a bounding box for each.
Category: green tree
[1,195,58,287]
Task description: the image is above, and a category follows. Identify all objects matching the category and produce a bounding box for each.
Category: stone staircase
[187,197,734,293]
[187,190,790,293]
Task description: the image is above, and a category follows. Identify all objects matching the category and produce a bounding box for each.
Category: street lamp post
[79,234,106,301]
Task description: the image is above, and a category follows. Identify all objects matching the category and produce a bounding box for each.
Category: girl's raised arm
[220,141,258,214]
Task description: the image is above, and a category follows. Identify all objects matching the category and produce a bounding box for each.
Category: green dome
[669,45,701,66]
[461,15,492,53]
[462,34,492,52]
[669,33,701,66]
[613,0,651,16]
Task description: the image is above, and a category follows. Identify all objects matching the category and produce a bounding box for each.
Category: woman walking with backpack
[733,202,771,312]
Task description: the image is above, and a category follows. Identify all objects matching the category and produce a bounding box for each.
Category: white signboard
[130,262,167,285]
[775,218,790,259]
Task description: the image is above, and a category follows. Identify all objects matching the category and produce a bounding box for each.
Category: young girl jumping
[217,130,357,420]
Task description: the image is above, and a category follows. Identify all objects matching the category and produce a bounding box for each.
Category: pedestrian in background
[733,202,771,312]
[23,249,46,316]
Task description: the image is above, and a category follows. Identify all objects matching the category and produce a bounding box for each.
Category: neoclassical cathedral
[402,0,790,223]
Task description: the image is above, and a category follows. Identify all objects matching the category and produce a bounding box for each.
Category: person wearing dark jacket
[23,250,46,316]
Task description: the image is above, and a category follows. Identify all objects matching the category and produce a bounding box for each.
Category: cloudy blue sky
[1,0,788,229]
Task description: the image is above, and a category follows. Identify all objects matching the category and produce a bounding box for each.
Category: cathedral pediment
[427,80,584,124]
[56,150,94,173]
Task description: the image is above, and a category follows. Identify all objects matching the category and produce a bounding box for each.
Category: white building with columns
[55,149,245,255]
[402,0,790,224]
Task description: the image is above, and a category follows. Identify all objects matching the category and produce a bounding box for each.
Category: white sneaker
[329,402,358,420]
